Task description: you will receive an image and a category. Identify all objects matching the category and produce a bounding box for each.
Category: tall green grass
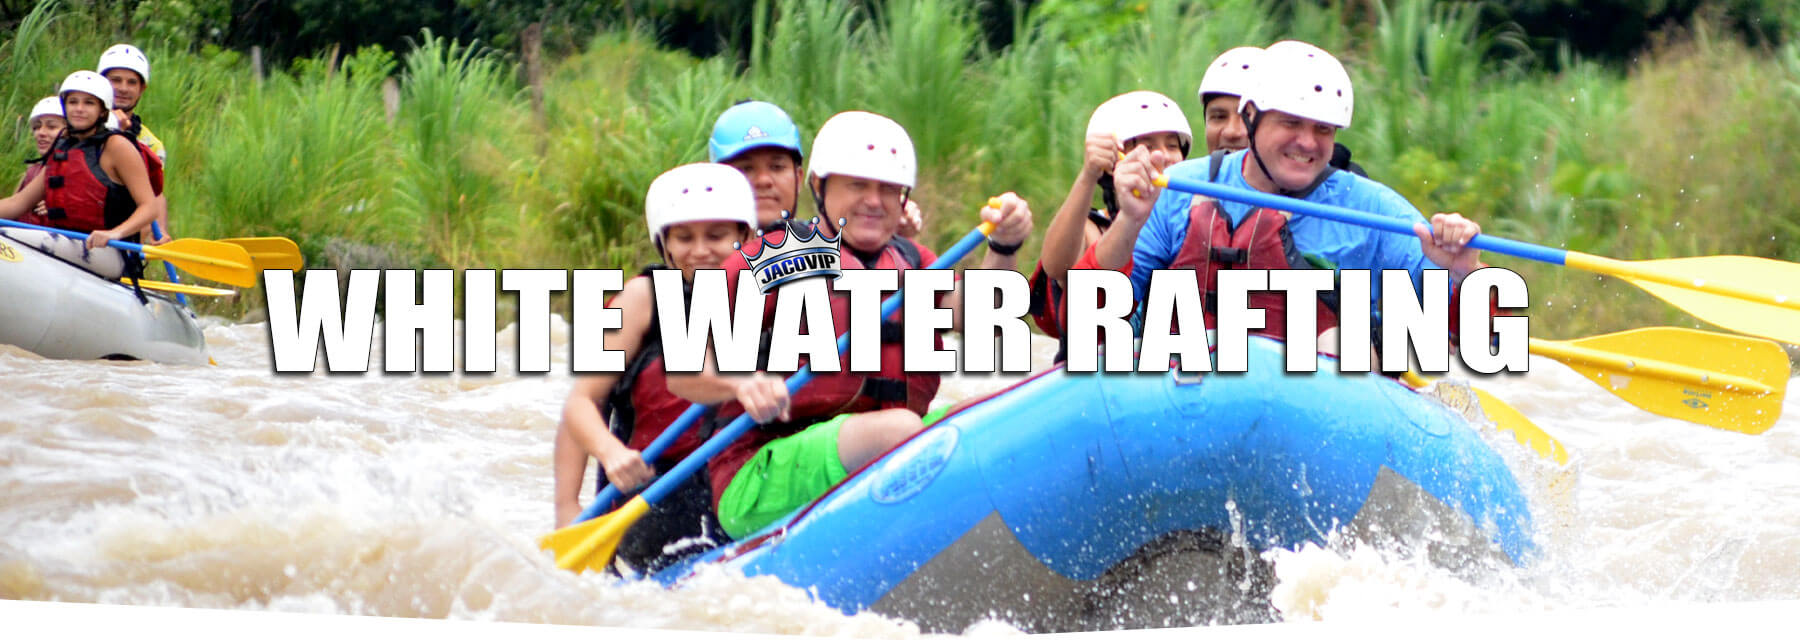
[3,0,1796,335]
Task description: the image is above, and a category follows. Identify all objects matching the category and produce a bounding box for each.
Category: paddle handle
[570,220,999,522]
[1155,174,1571,265]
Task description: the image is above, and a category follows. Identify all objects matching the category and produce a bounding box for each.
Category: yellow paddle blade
[1534,327,1790,434]
[1401,371,1569,465]
[220,237,304,271]
[121,278,236,297]
[1471,387,1570,465]
[539,496,651,573]
[1565,254,1800,347]
[142,238,257,287]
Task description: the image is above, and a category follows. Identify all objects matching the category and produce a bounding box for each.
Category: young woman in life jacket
[15,97,65,217]
[667,111,1035,540]
[0,71,162,280]
[1029,91,1191,360]
[1080,41,1490,358]
[550,163,757,571]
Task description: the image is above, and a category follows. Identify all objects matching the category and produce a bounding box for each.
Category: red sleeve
[1027,263,1063,339]
[1447,263,1504,342]
[1072,241,1133,275]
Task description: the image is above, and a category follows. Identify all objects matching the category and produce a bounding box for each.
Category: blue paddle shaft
[0,218,166,254]
[1159,174,1571,266]
[573,224,993,523]
[151,221,189,306]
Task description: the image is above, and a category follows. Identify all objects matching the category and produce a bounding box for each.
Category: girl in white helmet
[15,97,65,218]
[551,162,757,572]
[1030,91,1192,359]
[0,71,163,280]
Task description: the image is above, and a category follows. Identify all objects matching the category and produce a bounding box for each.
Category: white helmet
[29,96,64,123]
[59,70,115,113]
[1085,90,1193,151]
[644,163,758,249]
[807,111,916,190]
[1240,40,1354,129]
[98,43,151,83]
[1198,46,1263,104]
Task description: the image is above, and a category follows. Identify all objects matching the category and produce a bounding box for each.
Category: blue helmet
[708,100,804,163]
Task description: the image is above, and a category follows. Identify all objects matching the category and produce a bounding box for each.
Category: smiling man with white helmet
[98,43,176,247]
[668,110,1035,540]
[98,44,164,163]
[1200,44,1366,176]
[1031,90,1193,361]
[1080,40,1489,355]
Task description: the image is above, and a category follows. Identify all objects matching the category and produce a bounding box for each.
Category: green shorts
[718,413,853,539]
[717,405,956,539]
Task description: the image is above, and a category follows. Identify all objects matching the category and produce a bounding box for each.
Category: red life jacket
[1029,208,1114,361]
[706,229,943,510]
[16,162,44,194]
[20,131,163,233]
[1165,151,1339,341]
[604,266,709,469]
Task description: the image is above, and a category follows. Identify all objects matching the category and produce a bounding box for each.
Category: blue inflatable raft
[656,336,1536,631]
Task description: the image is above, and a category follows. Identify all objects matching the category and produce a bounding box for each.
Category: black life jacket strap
[1086,208,1113,231]
[858,377,910,403]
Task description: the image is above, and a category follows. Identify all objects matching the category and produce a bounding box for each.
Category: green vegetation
[4,0,1797,336]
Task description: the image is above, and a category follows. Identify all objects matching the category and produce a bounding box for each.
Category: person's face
[724,148,801,227]
[1204,95,1250,152]
[103,69,142,112]
[817,174,905,253]
[61,93,105,131]
[30,115,65,154]
[662,220,749,281]
[1125,131,1186,161]
[1249,109,1337,192]
[104,69,143,112]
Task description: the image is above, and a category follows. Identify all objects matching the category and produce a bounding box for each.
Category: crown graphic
[736,212,844,293]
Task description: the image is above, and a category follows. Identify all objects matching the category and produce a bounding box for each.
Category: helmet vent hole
[705,186,713,192]
[867,144,876,150]
[1314,85,1323,92]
